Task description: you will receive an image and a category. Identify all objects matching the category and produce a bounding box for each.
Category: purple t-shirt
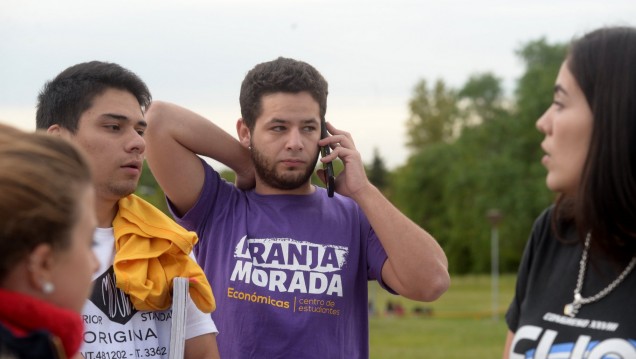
[170,161,390,359]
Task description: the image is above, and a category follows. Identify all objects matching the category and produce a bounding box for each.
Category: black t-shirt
[506,206,636,358]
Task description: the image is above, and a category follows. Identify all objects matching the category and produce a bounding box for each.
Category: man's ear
[47,124,61,135]
[236,118,251,149]
[46,124,67,138]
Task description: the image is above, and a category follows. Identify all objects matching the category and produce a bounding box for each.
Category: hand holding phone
[320,119,335,198]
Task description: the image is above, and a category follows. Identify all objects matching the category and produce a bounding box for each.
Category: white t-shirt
[79,227,217,359]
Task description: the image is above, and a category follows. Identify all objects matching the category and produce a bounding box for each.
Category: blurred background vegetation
[136,37,566,276]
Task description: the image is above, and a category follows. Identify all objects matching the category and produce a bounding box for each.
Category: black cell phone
[320,119,335,198]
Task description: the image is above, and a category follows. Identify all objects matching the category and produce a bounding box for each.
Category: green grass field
[369,274,516,358]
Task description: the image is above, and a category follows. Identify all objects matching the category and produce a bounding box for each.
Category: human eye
[136,128,146,136]
[271,125,286,132]
[303,125,317,132]
[104,124,120,131]
[552,100,564,111]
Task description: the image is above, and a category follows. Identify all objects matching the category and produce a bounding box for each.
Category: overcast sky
[1,0,634,169]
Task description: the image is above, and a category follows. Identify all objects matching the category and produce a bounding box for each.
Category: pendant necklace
[564,232,636,317]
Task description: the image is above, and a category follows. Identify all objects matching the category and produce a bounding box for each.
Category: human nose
[125,130,146,154]
[536,108,551,135]
[286,129,304,151]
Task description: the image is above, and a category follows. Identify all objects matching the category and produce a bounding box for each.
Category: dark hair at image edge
[36,61,151,132]
[554,26,636,264]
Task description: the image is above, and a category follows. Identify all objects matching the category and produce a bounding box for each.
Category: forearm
[184,333,220,359]
[146,101,251,175]
[502,331,514,359]
[352,184,449,301]
[320,121,449,300]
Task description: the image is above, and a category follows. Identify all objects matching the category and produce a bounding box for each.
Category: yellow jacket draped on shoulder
[112,194,215,313]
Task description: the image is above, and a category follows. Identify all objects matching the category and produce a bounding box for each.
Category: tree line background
[137,37,567,275]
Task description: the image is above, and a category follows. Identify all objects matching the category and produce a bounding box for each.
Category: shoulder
[527,205,578,255]
[533,205,554,230]
[316,189,365,218]
[178,161,244,220]
[528,206,555,244]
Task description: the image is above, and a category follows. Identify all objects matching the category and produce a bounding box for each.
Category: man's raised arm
[145,101,253,216]
[319,121,450,302]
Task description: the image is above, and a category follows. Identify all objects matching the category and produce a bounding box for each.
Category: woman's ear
[27,243,56,294]
[236,118,251,149]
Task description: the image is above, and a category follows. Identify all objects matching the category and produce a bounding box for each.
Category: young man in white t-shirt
[36,61,220,359]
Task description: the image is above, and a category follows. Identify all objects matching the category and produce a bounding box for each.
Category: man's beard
[251,145,318,191]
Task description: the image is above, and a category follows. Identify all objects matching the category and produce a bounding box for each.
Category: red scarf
[0,289,84,358]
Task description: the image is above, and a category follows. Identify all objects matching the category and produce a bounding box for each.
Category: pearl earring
[42,281,55,294]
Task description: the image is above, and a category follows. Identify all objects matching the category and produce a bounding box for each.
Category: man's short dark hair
[36,61,151,132]
[239,57,328,130]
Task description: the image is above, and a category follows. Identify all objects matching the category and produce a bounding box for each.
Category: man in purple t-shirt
[145,57,449,359]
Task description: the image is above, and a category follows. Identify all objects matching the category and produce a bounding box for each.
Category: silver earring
[248,146,252,150]
[42,281,55,294]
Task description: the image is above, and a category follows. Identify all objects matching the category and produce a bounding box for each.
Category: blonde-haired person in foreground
[0,123,97,358]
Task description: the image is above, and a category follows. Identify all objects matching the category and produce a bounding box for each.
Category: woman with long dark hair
[504,26,636,358]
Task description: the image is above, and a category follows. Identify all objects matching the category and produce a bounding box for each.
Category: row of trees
[367,38,567,273]
[137,37,567,275]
